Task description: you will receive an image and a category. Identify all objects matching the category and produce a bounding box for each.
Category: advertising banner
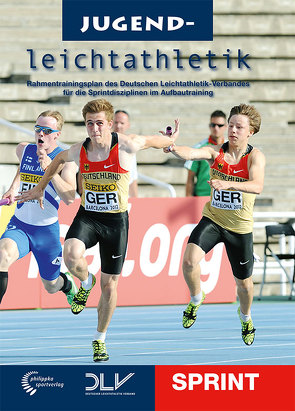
[0,197,236,310]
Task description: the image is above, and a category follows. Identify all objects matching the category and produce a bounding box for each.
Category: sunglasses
[34,125,59,135]
[210,123,225,128]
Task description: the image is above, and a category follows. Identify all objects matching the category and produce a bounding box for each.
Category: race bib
[211,189,243,210]
[20,174,41,204]
[84,182,119,212]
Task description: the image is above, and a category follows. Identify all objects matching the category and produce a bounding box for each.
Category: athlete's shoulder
[16,142,34,160]
[250,146,265,162]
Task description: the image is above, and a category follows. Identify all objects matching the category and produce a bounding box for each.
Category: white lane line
[123,342,295,356]
[1,331,295,343]
[189,355,295,365]
[0,339,186,352]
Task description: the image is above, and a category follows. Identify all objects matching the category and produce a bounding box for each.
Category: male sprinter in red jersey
[17,98,179,362]
[167,104,265,346]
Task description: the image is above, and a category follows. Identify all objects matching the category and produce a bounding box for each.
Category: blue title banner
[0,365,155,411]
[62,0,213,41]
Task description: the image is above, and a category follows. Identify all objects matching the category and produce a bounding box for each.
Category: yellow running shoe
[182,291,205,328]
[71,274,96,315]
[238,307,256,346]
[92,340,109,362]
[64,272,78,306]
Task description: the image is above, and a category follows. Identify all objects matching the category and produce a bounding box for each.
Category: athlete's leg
[0,238,19,303]
[41,276,64,294]
[234,276,254,316]
[96,272,120,333]
[0,219,30,303]
[184,217,221,296]
[63,238,88,282]
[223,230,256,345]
[224,230,254,316]
[0,238,19,270]
[182,243,205,296]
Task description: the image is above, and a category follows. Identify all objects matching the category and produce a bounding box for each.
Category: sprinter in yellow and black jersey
[16,98,180,363]
[168,103,265,347]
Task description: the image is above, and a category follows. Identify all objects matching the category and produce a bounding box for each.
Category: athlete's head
[35,111,63,152]
[82,99,114,122]
[228,104,261,134]
[37,110,64,130]
[113,110,130,134]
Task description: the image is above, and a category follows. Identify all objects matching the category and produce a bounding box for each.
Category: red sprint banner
[155,365,295,411]
[0,197,236,309]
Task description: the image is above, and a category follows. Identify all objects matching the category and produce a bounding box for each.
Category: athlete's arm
[123,119,180,152]
[170,144,216,162]
[2,143,28,204]
[185,170,196,197]
[51,161,77,205]
[2,166,20,204]
[15,143,81,208]
[209,149,265,194]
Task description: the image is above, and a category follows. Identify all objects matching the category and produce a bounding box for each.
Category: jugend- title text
[26,48,250,70]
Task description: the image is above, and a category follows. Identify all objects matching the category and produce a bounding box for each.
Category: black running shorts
[188,217,254,280]
[65,206,129,275]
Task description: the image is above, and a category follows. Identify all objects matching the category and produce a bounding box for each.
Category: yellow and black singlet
[79,133,129,213]
[202,142,256,234]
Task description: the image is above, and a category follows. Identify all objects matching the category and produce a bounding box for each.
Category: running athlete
[0,111,78,306]
[167,104,265,346]
[16,98,179,362]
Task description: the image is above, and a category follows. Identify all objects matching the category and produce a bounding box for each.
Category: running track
[1,300,294,365]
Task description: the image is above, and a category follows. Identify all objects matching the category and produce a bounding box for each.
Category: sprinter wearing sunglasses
[0,111,78,306]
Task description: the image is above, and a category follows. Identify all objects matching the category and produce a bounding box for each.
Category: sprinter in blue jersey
[0,110,78,305]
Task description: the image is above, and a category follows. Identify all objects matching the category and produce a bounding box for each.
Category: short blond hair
[37,110,64,130]
[228,104,261,134]
[82,99,114,122]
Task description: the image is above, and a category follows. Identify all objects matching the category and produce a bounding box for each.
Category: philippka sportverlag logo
[62,0,213,41]
[21,371,64,396]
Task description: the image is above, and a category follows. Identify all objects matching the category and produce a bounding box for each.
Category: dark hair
[115,110,129,117]
[210,110,226,119]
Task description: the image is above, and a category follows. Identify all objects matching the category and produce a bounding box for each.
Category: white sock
[191,291,203,305]
[93,331,106,342]
[81,273,93,290]
[240,309,251,322]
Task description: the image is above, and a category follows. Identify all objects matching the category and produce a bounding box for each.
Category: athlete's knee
[0,245,16,270]
[43,279,59,294]
[182,255,201,273]
[101,277,118,300]
[182,244,204,274]
[63,241,83,269]
[182,258,196,273]
[235,277,253,294]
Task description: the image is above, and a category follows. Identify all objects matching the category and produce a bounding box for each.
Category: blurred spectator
[185,110,227,197]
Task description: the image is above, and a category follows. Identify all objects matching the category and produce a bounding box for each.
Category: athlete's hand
[160,119,179,153]
[208,179,230,191]
[15,185,45,209]
[159,119,180,141]
[37,148,52,171]
[2,190,15,204]
[171,119,180,143]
